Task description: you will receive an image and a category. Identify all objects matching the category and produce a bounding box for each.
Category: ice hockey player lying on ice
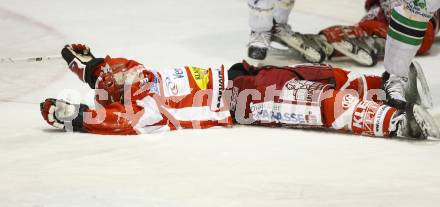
[40,44,233,134]
[40,44,439,139]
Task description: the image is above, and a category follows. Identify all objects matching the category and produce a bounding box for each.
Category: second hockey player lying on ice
[40,44,439,139]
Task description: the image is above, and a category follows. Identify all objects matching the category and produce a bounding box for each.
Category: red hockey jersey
[81,57,232,135]
[228,62,397,137]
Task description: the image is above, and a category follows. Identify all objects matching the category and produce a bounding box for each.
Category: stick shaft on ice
[0,55,62,63]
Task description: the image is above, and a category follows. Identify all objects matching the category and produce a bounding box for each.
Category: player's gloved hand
[61,43,104,88]
[61,44,95,65]
[40,98,89,132]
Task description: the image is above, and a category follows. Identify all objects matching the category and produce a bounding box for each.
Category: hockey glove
[61,44,104,88]
[61,44,95,65]
[40,98,89,132]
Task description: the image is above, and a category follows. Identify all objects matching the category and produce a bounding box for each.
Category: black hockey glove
[61,44,104,88]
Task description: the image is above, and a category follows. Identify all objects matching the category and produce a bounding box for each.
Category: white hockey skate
[387,61,439,139]
[246,30,303,67]
[329,36,380,67]
[272,23,331,64]
[247,31,272,61]
[384,73,408,110]
[393,104,440,139]
[384,61,433,110]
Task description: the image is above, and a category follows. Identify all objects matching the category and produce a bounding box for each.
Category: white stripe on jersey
[162,106,231,122]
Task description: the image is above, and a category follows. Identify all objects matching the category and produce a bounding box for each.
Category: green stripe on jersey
[388,27,423,46]
[391,9,428,30]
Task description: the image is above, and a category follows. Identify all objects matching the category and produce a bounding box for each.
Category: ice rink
[2,0,440,206]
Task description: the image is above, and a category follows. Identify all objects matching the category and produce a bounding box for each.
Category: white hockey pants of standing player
[384,0,440,77]
[248,0,295,32]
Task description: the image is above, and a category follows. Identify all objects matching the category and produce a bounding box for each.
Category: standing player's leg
[383,0,440,107]
[272,0,295,26]
[247,0,276,61]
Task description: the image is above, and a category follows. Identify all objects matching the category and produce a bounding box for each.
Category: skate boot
[392,104,440,139]
[247,31,272,61]
[383,73,408,110]
[272,23,328,63]
[383,61,433,110]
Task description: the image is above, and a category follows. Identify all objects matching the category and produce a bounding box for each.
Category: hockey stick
[0,55,62,63]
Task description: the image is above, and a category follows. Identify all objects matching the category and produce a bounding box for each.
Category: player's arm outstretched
[40,44,233,135]
[40,44,142,135]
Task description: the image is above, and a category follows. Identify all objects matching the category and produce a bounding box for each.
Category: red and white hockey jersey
[228,62,399,137]
[81,56,232,135]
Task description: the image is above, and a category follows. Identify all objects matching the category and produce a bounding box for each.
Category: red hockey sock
[322,90,398,137]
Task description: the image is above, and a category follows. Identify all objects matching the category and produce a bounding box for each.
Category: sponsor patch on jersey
[161,68,190,97]
[342,94,358,110]
[250,101,323,126]
[373,105,390,136]
[211,67,225,110]
[280,79,327,105]
[351,100,381,136]
[188,66,209,90]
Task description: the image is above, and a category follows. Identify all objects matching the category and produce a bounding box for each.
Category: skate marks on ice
[0,7,66,103]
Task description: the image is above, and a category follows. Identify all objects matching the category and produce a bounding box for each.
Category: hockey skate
[392,104,440,139]
[247,31,272,61]
[272,23,331,63]
[384,61,433,110]
[247,30,300,67]
[329,36,380,67]
[386,61,439,139]
[406,61,433,108]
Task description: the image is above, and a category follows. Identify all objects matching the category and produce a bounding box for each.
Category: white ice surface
[1,0,440,206]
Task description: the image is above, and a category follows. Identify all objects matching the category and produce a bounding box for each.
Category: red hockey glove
[40,98,89,132]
